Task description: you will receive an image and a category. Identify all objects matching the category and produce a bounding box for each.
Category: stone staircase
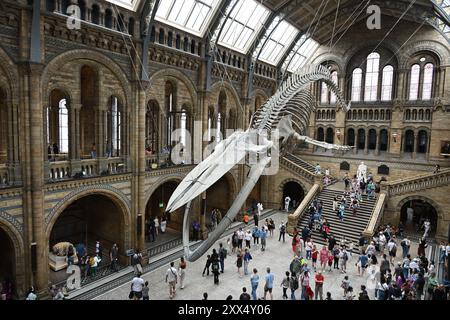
[284,153,316,172]
[296,188,377,252]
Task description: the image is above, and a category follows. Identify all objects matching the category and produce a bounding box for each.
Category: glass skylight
[286,36,320,72]
[156,0,221,37]
[258,17,299,65]
[106,0,142,12]
[217,0,270,54]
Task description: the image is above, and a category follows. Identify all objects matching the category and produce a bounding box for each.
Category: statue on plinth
[357,162,368,183]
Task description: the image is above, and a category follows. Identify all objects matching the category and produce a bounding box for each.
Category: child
[327,253,333,272]
[142,281,150,300]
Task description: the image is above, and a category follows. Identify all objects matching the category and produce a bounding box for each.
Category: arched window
[405,109,411,121]
[404,130,415,153]
[320,82,328,104]
[417,130,428,154]
[363,110,368,120]
[380,110,385,120]
[46,0,56,12]
[176,34,181,49]
[422,63,434,100]
[326,128,334,143]
[58,99,69,154]
[369,110,373,120]
[108,97,121,157]
[117,14,125,32]
[79,0,86,20]
[146,100,159,153]
[180,108,187,148]
[165,82,175,147]
[412,109,418,121]
[352,110,357,120]
[330,71,338,104]
[91,5,100,24]
[381,65,394,101]
[347,129,355,146]
[159,29,165,44]
[368,129,377,150]
[128,17,135,36]
[216,113,222,142]
[409,64,420,100]
[419,109,424,120]
[425,109,431,120]
[167,32,173,47]
[347,111,351,120]
[105,9,113,28]
[326,110,330,120]
[386,110,391,120]
[364,53,380,101]
[379,129,388,151]
[374,110,379,120]
[184,37,189,51]
[351,68,362,102]
[357,129,366,150]
[317,128,324,142]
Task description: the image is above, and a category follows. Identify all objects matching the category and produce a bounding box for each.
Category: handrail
[287,183,321,235]
[280,157,316,184]
[383,168,450,196]
[362,192,387,238]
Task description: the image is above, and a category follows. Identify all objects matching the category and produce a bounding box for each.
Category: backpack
[343,252,348,261]
[280,224,286,233]
[211,262,219,272]
[220,248,227,259]
[292,277,299,290]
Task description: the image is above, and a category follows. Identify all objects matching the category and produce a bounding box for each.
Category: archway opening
[48,194,127,285]
[206,175,233,229]
[145,181,184,245]
[282,182,305,211]
[0,227,15,299]
[400,199,438,238]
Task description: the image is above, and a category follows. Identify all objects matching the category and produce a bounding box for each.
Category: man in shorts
[263,267,274,300]
[130,273,144,300]
[166,262,178,299]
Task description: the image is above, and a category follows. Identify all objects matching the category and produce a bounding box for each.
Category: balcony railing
[382,168,450,197]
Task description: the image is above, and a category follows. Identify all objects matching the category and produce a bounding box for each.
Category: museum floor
[93,211,428,301]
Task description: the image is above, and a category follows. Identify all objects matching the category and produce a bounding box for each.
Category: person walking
[305,238,313,260]
[400,236,411,259]
[130,272,144,300]
[260,226,267,251]
[218,243,227,273]
[202,255,211,276]
[333,246,340,270]
[245,229,252,249]
[281,271,290,300]
[236,250,243,278]
[284,196,291,212]
[109,243,119,272]
[300,270,310,300]
[211,256,220,285]
[311,245,319,271]
[131,250,143,276]
[237,228,245,250]
[256,203,263,226]
[356,252,369,276]
[288,272,298,300]
[231,231,238,254]
[243,249,252,276]
[339,248,349,274]
[263,267,274,300]
[142,281,150,300]
[250,268,259,300]
[314,271,324,300]
[319,246,328,272]
[165,262,178,299]
[178,257,187,289]
[252,226,260,249]
[341,275,350,297]
[279,222,286,242]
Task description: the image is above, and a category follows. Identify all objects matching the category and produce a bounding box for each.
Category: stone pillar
[364,130,369,155]
[27,63,47,296]
[375,129,380,156]
[412,132,418,160]
[69,104,81,175]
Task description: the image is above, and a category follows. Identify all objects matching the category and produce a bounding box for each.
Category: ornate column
[364,129,369,155]
[375,129,380,156]
[412,131,418,160]
[69,103,81,175]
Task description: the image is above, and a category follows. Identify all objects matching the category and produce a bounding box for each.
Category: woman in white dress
[154,217,160,235]
[160,218,167,233]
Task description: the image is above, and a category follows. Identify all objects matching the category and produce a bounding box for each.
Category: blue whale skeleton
[166,64,352,262]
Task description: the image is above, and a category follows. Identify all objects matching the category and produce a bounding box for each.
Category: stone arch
[343,42,401,71]
[45,186,132,250]
[0,215,26,297]
[278,178,307,195]
[148,68,198,103]
[395,195,444,239]
[210,81,243,111]
[144,174,186,206]
[0,47,18,104]
[400,40,450,68]
[315,57,345,75]
[41,49,132,107]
